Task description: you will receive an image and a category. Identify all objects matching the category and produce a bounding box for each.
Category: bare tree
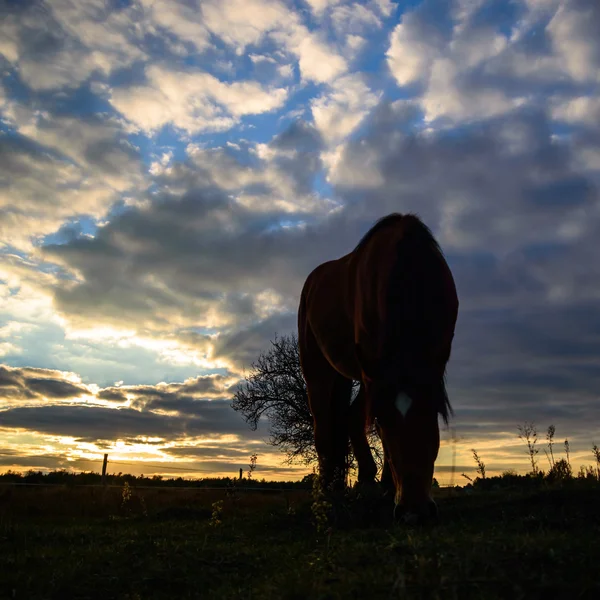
[231,333,317,465]
[231,333,383,474]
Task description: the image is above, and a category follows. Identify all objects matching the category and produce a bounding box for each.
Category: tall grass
[463,423,599,488]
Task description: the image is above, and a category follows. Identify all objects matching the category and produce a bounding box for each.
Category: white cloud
[311,74,380,144]
[0,257,60,331]
[184,136,330,215]
[551,96,600,126]
[284,30,348,84]
[4,0,348,97]
[386,0,506,91]
[386,0,557,123]
[149,150,174,176]
[421,58,521,123]
[49,0,145,62]
[547,0,600,82]
[249,54,278,64]
[140,0,211,53]
[386,10,446,86]
[323,142,385,188]
[346,34,366,56]
[0,18,19,62]
[109,65,288,134]
[370,0,396,17]
[201,0,291,52]
[304,0,342,17]
[331,3,382,35]
[213,79,288,116]
[0,321,35,358]
[277,64,295,79]
[139,0,348,85]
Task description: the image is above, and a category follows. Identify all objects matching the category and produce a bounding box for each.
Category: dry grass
[1,479,600,599]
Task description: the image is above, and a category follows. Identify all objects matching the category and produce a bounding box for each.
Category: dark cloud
[0,365,89,402]
[525,176,593,209]
[0,135,70,217]
[97,388,129,403]
[433,464,473,474]
[25,378,89,400]
[0,453,70,469]
[165,446,254,459]
[0,402,248,443]
[176,375,233,396]
[0,366,272,457]
[104,376,233,412]
[0,367,37,401]
[271,119,324,153]
[131,395,229,418]
[42,192,318,332]
[212,312,298,368]
[0,449,19,456]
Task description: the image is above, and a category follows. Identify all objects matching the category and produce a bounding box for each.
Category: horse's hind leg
[300,328,351,492]
[311,373,352,492]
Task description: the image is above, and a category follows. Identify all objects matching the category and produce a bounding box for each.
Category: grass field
[1,480,600,599]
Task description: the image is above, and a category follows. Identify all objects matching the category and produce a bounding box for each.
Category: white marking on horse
[349,383,360,405]
[395,391,413,417]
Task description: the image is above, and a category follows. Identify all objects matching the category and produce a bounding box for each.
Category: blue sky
[1,0,600,481]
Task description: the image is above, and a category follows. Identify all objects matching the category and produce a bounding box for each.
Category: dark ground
[1,482,599,599]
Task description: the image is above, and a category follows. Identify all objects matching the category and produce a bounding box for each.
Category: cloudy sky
[1,0,600,483]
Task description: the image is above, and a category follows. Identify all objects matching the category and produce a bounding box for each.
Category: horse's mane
[353,212,444,257]
[353,212,452,424]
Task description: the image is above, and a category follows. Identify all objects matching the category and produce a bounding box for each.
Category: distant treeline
[2,467,599,492]
[464,470,600,492]
[0,469,315,489]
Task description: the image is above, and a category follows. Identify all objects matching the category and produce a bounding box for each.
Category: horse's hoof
[399,510,420,526]
[393,499,439,526]
[355,479,379,493]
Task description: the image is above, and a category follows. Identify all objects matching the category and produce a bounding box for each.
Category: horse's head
[357,345,451,524]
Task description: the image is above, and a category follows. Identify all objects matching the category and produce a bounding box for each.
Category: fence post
[102,454,108,486]
[239,468,243,480]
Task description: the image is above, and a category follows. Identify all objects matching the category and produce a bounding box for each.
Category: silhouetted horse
[298,213,458,523]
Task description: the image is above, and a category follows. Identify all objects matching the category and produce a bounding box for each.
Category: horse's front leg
[349,384,377,488]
